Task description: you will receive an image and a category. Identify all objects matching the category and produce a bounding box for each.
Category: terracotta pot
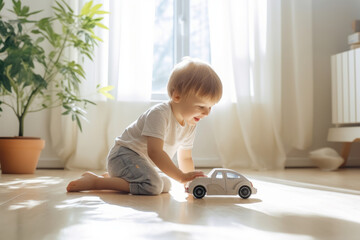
[0,137,45,174]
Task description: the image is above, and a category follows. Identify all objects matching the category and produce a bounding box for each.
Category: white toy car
[185,168,257,199]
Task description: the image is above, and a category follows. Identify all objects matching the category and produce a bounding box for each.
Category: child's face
[175,94,216,126]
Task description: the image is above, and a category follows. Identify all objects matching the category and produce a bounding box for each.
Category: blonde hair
[167,57,223,102]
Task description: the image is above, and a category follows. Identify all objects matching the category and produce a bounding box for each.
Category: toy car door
[207,170,226,195]
[225,172,242,194]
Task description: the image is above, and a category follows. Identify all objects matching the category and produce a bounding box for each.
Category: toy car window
[215,172,223,179]
[227,172,241,179]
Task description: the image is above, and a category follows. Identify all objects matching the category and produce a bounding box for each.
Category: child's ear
[171,91,181,103]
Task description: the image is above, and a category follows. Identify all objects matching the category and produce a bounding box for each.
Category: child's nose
[203,108,211,116]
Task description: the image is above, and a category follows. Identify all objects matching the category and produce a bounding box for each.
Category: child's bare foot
[67,173,99,192]
[81,171,101,178]
[81,171,109,178]
[101,172,110,178]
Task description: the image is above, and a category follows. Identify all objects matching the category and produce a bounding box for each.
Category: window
[226,172,241,179]
[215,172,223,179]
[152,0,210,99]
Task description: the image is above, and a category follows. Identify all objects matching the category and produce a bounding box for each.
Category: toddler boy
[67,57,223,195]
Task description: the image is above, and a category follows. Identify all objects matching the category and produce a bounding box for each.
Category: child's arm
[147,136,204,183]
[177,148,195,173]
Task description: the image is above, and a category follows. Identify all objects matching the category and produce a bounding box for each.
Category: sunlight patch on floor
[8,199,47,210]
[0,176,63,189]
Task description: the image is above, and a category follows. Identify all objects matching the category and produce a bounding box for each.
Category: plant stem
[1,101,17,116]
[18,86,39,136]
[18,114,24,136]
[18,31,70,136]
[28,102,62,113]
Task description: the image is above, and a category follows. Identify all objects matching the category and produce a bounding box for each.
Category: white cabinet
[328,49,360,164]
[330,49,360,125]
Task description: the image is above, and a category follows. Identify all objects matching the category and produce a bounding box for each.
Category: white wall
[311,0,360,166]
[286,0,360,167]
[2,0,360,168]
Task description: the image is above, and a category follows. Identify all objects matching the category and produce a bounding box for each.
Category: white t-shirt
[111,101,196,165]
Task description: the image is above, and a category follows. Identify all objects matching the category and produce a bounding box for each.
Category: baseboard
[34,156,360,170]
[344,157,360,167]
[195,157,321,168]
[36,157,223,169]
[285,157,315,167]
[195,157,319,168]
[286,157,360,168]
[37,158,64,169]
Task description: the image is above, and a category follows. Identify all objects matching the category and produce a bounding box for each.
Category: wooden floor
[0,168,359,240]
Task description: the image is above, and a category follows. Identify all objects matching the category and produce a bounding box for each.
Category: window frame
[151,0,190,101]
[174,0,190,63]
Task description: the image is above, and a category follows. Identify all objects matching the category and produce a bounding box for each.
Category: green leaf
[94,10,109,15]
[101,92,114,100]
[99,85,114,92]
[17,22,22,32]
[89,4,102,15]
[35,37,44,44]
[11,0,41,17]
[80,0,93,16]
[62,109,70,115]
[25,10,42,17]
[12,0,22,16]
[59,0,73,13]
[21,6,29,15]
[0,0,4,12]
[31,29,41,34]
[75,115,82,132]
[95,22,108,30]
[54,1,66,13]
[1,75,12,92]
[0,76,11,92]
[84,99,96,105]
[98,85,114,100]
[91,34,103,42]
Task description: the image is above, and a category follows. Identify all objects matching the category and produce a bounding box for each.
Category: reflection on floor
[0,168,359,240]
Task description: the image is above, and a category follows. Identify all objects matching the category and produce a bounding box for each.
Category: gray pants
[107,146,171,195]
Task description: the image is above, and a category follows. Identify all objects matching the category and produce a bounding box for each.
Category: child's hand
[180,171,205,183]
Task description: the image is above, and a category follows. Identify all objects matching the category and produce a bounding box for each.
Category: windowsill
[151,93,170,102]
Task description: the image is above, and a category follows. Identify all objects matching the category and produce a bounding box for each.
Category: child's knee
[133,176,163,195]
[144,176,172,194]
[143,182,163,195]
[161,176,171,193]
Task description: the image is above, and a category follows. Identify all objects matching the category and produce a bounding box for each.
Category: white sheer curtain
[208,0,313,170]
[50,0,313,171]
[50,0,155,170]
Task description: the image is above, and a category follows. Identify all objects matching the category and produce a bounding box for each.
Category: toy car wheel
[239,186,251,199]
[193,186,206,199]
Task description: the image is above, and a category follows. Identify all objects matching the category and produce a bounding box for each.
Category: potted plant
[0,0,109,173]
